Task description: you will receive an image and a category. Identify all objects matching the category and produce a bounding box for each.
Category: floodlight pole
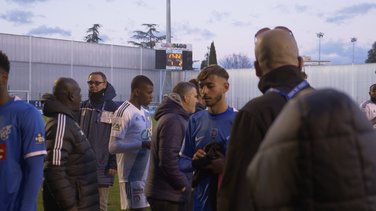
[166,0,171,43]
[351,37,357,64]
[317,32,324,66]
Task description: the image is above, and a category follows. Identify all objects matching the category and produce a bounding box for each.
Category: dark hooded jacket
[42,94,99,211]
[79,82,118,186]
[247,89,376,211]
[145,93,190,203]
[218,66,310,211]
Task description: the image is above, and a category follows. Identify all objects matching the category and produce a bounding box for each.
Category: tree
[128,23,166,49]
[366,41,376,63]
[219,53,253,69]
[200,41,217,69]
[208,41,218,65]
[84,24,102,43]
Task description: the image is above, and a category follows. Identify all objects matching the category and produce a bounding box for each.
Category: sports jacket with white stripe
[42,94,99,211]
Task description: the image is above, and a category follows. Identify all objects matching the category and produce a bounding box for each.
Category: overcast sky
[1,0,375,65]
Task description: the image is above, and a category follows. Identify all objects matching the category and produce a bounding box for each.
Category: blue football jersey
[0,98,46,211]
[180,106,237,211]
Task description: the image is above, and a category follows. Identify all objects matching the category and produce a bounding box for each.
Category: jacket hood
[154,93,189,121]
[103,82,116,101]
[41,93,77,119]
[89,82,117,103]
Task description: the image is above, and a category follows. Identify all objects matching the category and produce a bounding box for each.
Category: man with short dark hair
[79,71,119,211]
[179,65,237,211]
[189,78,206,112]
[360,84,376,127]
[145,82,198,211]
[0,51,47,211]
[218,26,311,211]
[42,77,99,211]
[109,75,154,211]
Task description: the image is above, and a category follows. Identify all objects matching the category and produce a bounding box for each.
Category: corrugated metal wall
[2,33,376,109]
[1,33,158,102]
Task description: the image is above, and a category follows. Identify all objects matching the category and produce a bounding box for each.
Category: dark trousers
[43,182,63,211]
[148,198,186,211]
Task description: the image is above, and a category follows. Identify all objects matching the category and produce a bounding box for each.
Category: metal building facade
[1,33,376,109]
[0,33,158,102]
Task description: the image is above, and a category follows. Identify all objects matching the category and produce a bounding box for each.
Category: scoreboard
[155,43,192,70]
[166,49,183,70]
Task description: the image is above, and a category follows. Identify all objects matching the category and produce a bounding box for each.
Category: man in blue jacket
[80,71,119,211]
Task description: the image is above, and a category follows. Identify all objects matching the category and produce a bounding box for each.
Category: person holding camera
[179,65,237,211]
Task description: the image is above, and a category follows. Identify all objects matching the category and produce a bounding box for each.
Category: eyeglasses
[87,81,105,86]
[254,26,294,42]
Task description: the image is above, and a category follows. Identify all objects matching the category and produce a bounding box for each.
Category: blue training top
[180,106,237,211]
[0,98,46,211]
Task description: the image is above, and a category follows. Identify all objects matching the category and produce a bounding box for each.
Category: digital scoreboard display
[166,49,183,70]
[155,43,192,70]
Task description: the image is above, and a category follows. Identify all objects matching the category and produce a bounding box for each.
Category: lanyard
[266,80,310,100]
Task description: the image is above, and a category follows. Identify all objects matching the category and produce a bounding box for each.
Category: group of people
[2,25,376,211]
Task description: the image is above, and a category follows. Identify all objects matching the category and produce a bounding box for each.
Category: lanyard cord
[266,80,310,100]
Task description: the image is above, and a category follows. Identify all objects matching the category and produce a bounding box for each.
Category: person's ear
[254,61,262,77]
[134,88,140,96]
[0,71,8,81]
[67,92,74,102]
[182,94,188,103]
[223,81,229,93]
[297,56,304,70]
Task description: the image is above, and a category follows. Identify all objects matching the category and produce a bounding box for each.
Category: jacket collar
[258,65,304,94]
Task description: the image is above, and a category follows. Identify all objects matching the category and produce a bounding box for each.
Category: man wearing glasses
[79,72,119,211]
[218,26,311,211]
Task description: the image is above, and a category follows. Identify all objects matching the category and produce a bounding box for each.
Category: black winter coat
[145,93,190,203]
[42,94,99,211]
[248,89,376,211]
[219,66,308,211]
[79,83,118,186]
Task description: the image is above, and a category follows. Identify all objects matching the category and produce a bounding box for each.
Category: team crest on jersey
[112,122,121,131]
[141,128,152,141]
[210,128,218,139]
[35,133,45,144]
[0,125,12,141]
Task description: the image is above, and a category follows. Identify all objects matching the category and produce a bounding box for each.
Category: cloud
[295,4,308,13]
[134,0,147,7]
[208,10,230,23]
[6,0,47,4]
[303,40,368,64]
[326,3,376,23]
[232,20,252,27]
[173,22,215,41]
[0,10,34,24]
[28,25,71,37]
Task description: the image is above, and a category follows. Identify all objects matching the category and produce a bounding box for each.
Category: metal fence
[2,33,376,109]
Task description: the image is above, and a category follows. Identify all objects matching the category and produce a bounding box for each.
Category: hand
[180,186,186,192]
[205,152,225,174]
[193,149,206,160]
[142,141,151,149]
[108,168,117,176]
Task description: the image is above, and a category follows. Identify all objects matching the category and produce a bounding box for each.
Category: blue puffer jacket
[79,83,119,186]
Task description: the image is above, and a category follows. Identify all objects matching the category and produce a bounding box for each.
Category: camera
[192,142,222,188]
